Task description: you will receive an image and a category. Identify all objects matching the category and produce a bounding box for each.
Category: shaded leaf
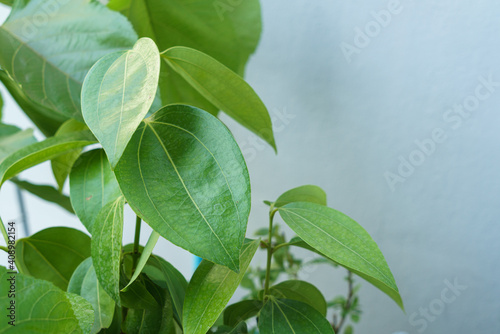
[0,0,137,120]
[82,38,160,168]
[91,197,125,305]
[278,202,403,309]
[115,105,251,271]
[182,239,259,334]
[274,185,327,208]
[266,280,327,316]
[68,258,116,334]
[70,149,122,233]
[223,300,263,327]
[10,178,74,213]
[122,231,160,291]
[162,47,276,150]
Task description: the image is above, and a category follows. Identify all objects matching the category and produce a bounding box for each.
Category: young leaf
[10,178,74,213]
[51,119,88,191]
[0,266,94,333]
[0,0,137,120]
[82,38,160,168]
[15,227,90,290]
[182,239,260,334]
[267,280,327,316]
[162,47,276,151]
[122,231,160,292]
[68,258,116,334]
[278,202,404,309]
[223,300,263,328]
[91,197,125,305]
[115,104,251,271]
[0,123,36,162]
[0,130,96,187]
[70,149,122,233]
[258,298,334,334]
[274,185,327,208]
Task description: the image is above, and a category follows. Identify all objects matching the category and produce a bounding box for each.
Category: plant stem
[334,270,355,333]
[263,208,277,297]
[132,216,141,270]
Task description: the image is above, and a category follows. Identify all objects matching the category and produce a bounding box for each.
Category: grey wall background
[1,0,500,333]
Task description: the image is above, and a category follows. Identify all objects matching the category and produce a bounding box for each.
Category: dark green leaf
[91,197,125,305]
[267,280,327,316]
[0,123,36,162]
[119,256,159,310]
[0,266,94,333]
[51,119,88,191]
[15,227,90,290]
[223,300,263,327]
[278,202,403,309]
[0,0,137,120]
[122,231,160,291]
[115,105,251,271]
[0,129,96,187]
[258,298,334,334]
[162,47,276,151]
[10,178,74,213]
[274,185,327,208]
[182,239,260,334]
[70,149,122,233]
[82,38,160,168]
[68,258,116,334]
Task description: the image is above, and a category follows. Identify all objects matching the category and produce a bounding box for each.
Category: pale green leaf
[182,239,260,334]
[162,47,276,151]
[274,185,327,208]
[15,227,90,290]
[82,38,160,168]
[0,123,36,163]
[69,149,122,233]
[91,197,125,305]
[115,105,251,272]
[278,202,404,309]
[0,0,137,120]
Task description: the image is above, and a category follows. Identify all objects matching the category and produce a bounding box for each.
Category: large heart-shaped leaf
[182,239,259,334]
[68,258,116,334]
[51,119,88,191]
[69,149,122,233]
[274,185,327,208]
[82,38,160,168]
[0,129,96,187]
[266,280,327,316]
[91,197,125,305]
[0,266,94,333]
[0,123,36,162]
[15,227,91,290]
[10,179,74,213]
[108,0,262,115]
[0,0,137,120]
[115,104,251,271]
[162,47,276,151]
[278,202,404,309]
[258,298,334,334]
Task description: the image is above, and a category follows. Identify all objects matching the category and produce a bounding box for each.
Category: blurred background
[1,0,499,333]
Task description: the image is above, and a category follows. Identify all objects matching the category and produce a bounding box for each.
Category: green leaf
[122,231,160,291]
[0,0,12,6]
[91,197,125,305]
[115,105,251,271]
[69,149,122,233]
[0,123,36,163]
[0,89,3,120]
[223,300,263,327]
[266,280,327,316]
[109,0,262,115]
[0,0,137,120]
[15,227,91,290]
[68,258,116,334]
[0,69,68,137]
[162,47,276,151]
[182,239,260,334]
[10,178,74,213]
[0,129,96,187]
[278,202,404,309]
[51,119,88,191]
[144,255,187,321]
[258,298,334,334]
[0,266,94,333]
[274,185,327,208]
[82,38,160,168]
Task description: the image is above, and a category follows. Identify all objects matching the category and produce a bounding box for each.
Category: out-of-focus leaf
[223,300,263,327]
[0,123,36,162]
[10,178,74,213]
